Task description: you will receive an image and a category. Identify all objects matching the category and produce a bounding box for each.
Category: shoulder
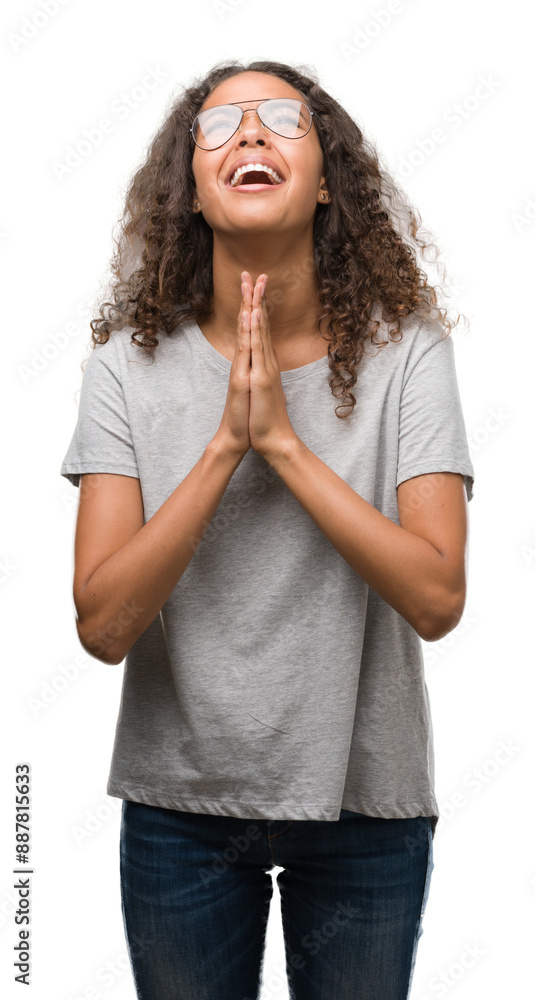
[360,312,448,379]
[84,329,154,380]
[78,331,137,395]
[110,325,184,366]
[82,331,120,370]
[395,313,448,356]
[388,314,454,388]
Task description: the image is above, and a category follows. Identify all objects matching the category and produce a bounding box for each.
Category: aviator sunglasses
[189,98,314,151]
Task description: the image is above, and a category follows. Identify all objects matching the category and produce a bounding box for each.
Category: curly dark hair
[88,58,464,417]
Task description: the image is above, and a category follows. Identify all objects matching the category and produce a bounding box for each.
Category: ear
[318,179,330,204]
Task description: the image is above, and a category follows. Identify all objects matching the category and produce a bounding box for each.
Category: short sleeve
[396,331,475,502]
[60,337,139,489]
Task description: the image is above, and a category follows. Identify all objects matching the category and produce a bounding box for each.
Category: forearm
[77,437,244,664]
[265,437,459,641]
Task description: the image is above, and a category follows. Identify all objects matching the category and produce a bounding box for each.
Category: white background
[1,0,534,997]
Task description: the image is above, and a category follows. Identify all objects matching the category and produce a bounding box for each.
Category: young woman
[61,58,475,1000]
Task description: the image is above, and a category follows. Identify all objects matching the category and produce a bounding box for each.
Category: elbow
[416,587,467,644]
[76,619,126,666]
[74,589,130,665]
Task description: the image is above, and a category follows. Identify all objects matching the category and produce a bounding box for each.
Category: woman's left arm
[264,439,468,644]
[243,271,469,644]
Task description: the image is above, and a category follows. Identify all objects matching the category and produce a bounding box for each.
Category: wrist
[260,434,305,470]
[208,433,248,466]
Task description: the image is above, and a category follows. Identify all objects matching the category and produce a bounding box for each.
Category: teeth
[229,163,283,187]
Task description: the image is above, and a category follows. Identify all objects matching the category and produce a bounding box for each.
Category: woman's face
[191,71,327,239]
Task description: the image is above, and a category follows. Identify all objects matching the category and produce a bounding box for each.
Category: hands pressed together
[217,271,298,462]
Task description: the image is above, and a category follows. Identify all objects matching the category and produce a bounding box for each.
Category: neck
[202,230,324,348]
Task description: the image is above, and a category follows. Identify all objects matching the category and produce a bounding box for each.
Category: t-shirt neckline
[186,318,330,383]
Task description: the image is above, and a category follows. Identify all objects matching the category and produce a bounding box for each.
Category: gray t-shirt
[60,314,474,830]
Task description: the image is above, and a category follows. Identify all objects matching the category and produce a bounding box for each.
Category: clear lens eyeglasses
[190,98,314,151]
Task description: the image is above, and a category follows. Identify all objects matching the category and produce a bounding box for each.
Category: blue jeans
[119,800,434,1000]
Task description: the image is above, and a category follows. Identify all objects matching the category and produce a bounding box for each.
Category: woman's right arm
[73,434,244,665]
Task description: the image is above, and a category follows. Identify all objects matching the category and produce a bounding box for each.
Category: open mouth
[227,163,284,188]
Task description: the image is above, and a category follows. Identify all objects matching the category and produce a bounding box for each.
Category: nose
[236,107,268,145]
